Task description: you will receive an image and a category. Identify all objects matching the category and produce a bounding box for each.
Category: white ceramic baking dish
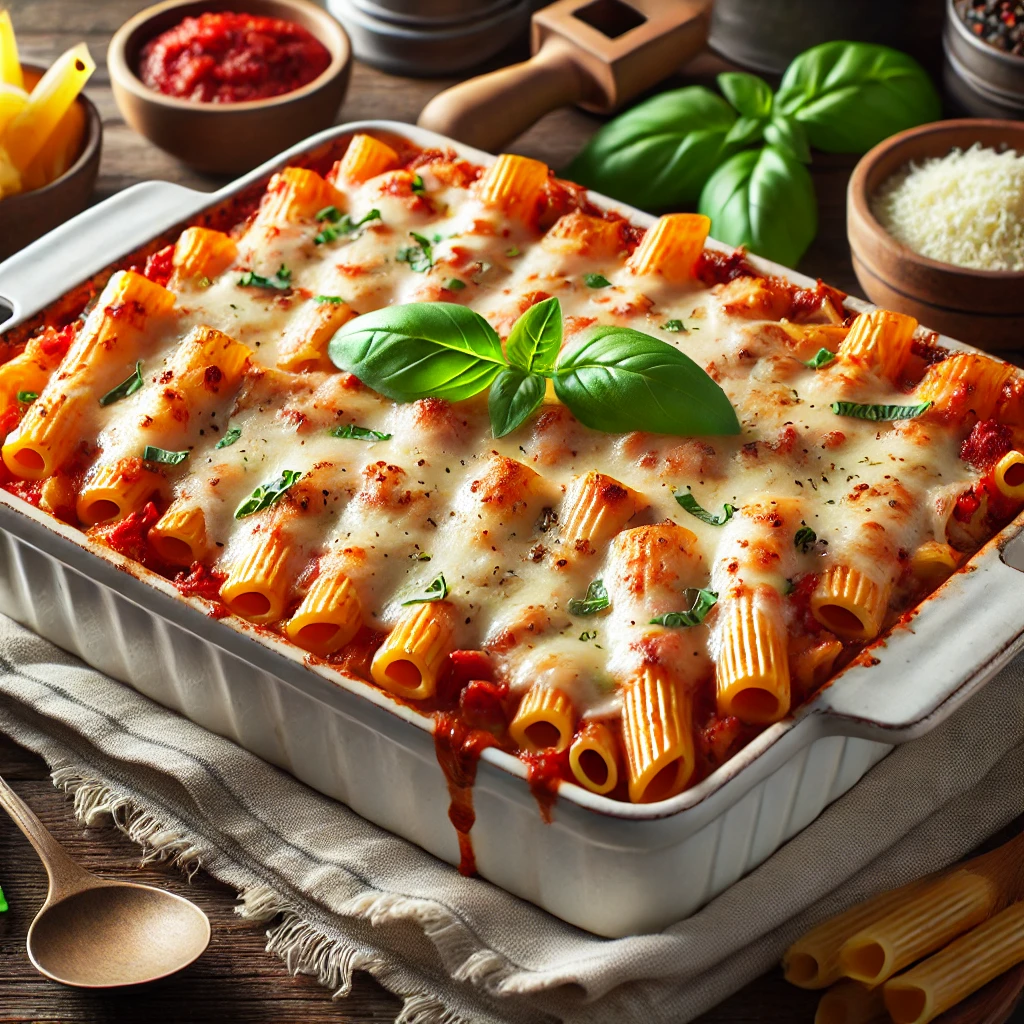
[1,121,1023,938]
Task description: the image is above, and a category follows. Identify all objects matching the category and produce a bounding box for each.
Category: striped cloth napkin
[0,614,1022,1024]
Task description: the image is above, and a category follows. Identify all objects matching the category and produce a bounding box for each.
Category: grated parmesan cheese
[871,143,1024,272]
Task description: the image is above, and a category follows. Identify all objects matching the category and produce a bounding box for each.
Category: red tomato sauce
[138,12,331,104]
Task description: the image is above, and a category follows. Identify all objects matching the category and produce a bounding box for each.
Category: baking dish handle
[813,525,1024,745]
[0,181,210,325]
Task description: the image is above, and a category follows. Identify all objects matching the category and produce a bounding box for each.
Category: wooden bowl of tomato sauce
[108,0,351,175]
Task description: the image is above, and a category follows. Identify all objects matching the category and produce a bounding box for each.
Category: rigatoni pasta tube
[19,97,85,193]
[477,153,549,223]
[172,227,238,282]
[993,450,1024,501]
[815,980,887,1024]
[627,213,710,283]
[149,502,208,566]
[838,869,998,987]
[3,271,175,480]
[811,564,889,642]
[882,900,1024,1024]
[76,458,167,526]
[620,665,694,804]
[277,298,356,373]
[569,720,619,795]
[3,42,94,172]
[916,352,1014,421]
[715,585,791,725]
[255,166,344,226]
[220,528,292,624]
[836,309,916,382]
[285,567,362,656]
[543,211,624,259]
[333,133,399,184]
[783,878,933,989]
[509,686,574,754]
[909,540,961,589]
[558,471,646,557]
[371,601,455,701]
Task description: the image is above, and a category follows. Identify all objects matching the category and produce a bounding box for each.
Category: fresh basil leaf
[0,882,6,912]
[794,525,817,552]
[446,278,466,291]
[724,115,767,149]
[568,578,609,616]
[99,361,144,406]
[315,208,381,245]
[718,71,773,118]
[488,368,546,438]
[650,587,718,628]
[397,232,434,272]
[563,86,738,209]
[584,273,611,288]
[16,390,37,403]
[774,42,941,154]
[661,320,686,333]
[675,492,736,525]
[329,302,506,403]
[402,572,447,605]
[506,296,562,373]
[234,469,302,519]
[143,445,189,465]
[803,347,836,369]
[315,295,345,304]
[553,326,740,436]
[831,400,932,421]
[698,144,817,267]
[764,115,811,164]
[238,265,291,290]
[330,424,392,441]
[216,426,242,449]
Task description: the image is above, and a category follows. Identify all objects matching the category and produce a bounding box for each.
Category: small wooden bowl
[847,118,1024,351]
[0,65,102,264]
[108,0,352,175]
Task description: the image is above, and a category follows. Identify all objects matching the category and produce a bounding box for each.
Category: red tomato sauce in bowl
[138,11,332,104]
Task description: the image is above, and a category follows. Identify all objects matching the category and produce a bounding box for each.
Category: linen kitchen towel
[1,614,1022,1024]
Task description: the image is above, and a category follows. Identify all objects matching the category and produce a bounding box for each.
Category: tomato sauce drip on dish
[174,562,229,616]
[522,748,570,823]
[138,12,331,104]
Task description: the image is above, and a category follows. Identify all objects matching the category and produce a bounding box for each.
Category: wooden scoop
[417,0,710,152]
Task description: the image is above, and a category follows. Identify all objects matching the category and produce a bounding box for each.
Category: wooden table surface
[1,3,1018,1023]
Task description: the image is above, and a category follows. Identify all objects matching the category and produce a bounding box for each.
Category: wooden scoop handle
[417,36,588,152]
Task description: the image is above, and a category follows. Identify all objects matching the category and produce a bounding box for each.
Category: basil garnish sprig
[650,587,718,628]
[235,469,302,519]
[328,296,740,440]
[831,401,931,422]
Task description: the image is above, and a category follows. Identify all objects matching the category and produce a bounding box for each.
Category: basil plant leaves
[329,299,740,441]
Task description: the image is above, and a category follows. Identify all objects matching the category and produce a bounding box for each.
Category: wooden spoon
[417,0,711,152]
[0,772,211,987]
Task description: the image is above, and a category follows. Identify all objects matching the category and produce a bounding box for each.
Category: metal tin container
[943,0,1024,118]
[1,121,1023,938]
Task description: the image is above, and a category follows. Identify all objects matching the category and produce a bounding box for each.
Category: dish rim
[2,118,1023,824]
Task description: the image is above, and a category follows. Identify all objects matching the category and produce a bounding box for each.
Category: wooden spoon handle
[0,772,94,900]
[417,36,587,152]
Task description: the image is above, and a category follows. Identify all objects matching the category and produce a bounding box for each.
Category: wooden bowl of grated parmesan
[848,118,1024,351]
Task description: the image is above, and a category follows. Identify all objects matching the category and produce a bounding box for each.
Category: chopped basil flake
[803,347,836,369]
[330,424,392,441]
[410,551,431,561]
[794,525,817,553]
[314,208,381,245]
[579,629,598,642]
[784,578,796,595]
[216,426,242,449]
[234,469,302,519]
[397,232,434,273]
[584,273,611,288]
[505,245,520,257]
[315,205,342,223]
[197,275,212,288]
[411,174,426,193]
[446,278,466,291]
[99,361,144,406]
[831,400,932,421]
[568,578,609,616]
[649,588,718,628]
[314,295,345,304]
[662,320,686,333]
[143,445,189,465]
[675,492,736,526]
[401,572,447,605]
[16,390,37,403]
[237,265,291,290]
